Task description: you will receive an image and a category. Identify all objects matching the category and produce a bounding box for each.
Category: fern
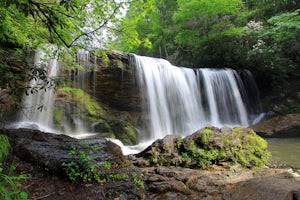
[0,135,10,162]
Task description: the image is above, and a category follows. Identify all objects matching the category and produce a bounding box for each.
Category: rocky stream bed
[2,127,300,200]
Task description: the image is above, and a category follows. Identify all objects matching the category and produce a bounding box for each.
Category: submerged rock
[251,114,300,138]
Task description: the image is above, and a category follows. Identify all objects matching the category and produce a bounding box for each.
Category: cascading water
[13,48,92,136]
[9,49,262,154]
[200,68,248,127]
[131,54,260,142]
[17,48,59,132]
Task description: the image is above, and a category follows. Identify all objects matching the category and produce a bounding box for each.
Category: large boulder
[250,114,300,138]
[129,126,270,169]
[0,128,128,175]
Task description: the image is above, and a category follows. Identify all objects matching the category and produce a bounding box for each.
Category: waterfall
[131,54,258,141]
[13,48,93,135]
[18,48,59,132]
[10,49,261,152]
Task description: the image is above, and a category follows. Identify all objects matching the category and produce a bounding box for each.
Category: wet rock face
[94,68,142,112]
[1,128,128,175]
[251,114,300,138]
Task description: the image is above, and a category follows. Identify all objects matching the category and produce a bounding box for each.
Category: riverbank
[2,127,299,200]
[14,155,300,200]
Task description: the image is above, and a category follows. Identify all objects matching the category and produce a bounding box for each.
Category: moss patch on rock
[94,120,138,145]
[56,87,138,145]
[59,87,107,118]
[133,127,271,169]
[183,127,271,168]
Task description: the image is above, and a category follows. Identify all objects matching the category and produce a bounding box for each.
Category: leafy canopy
[0,0,129,48]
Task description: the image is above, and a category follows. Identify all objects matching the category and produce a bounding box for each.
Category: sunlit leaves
[265,9,300,42]
[0,0,128,49]
[173,0,245,46]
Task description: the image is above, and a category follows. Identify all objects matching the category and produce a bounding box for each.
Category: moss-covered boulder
[130,127,270,169]
[54,87,139,145]
[93,120,138,145]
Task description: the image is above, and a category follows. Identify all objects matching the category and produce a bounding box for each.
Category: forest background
[0,0,300,109]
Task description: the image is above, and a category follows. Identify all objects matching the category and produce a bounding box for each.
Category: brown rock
[251,114,300,137]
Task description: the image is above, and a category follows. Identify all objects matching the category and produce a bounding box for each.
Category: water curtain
[131,54,260,141]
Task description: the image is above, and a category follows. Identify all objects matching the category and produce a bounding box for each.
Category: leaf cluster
[0,135,28,200]
[0,0,128,49]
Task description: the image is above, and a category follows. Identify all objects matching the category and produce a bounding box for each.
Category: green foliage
[62,144,133,184]
[200,128,214,144]
[181,152,192,163]
[0,170,28,200]
[0,47,30,103]
[176,137,182,149]
[0,135,28,200]
[103,173,129,183]
[132,173,144,188]
[114,0,300,95]
[265,9,300,42]
[0,135,10,163]
[62,144,113,183]
[0,0,128,48]
[103,161,112,170]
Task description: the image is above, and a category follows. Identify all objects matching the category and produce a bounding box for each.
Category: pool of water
[267,138,300,168]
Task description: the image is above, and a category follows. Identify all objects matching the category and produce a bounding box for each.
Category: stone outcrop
[128,126,270,169]
[1,128,128,175]
[141,166,300,200]
[2,127,300,200]
[251,114,300,138]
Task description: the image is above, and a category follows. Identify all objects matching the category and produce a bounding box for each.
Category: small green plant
[132,173,144,187]
[200,128,213,144]
[176,137,182,149]
[151,156,158,164]
[181,152,192,163]
[0,135,28,200]
[188,140,197,153]
[62,144,105,183]
[104,173,129,183]
[0,135,10,162]
[103,161,112,169]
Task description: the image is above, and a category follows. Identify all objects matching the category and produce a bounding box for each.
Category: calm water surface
[267,138,300,168]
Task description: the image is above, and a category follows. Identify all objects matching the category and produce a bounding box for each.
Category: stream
[267,138,300,168]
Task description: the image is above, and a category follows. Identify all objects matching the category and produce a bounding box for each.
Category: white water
[201,68,248,127]
[132,54,257,142]
[11,51,262,155]
[19,48,59,130]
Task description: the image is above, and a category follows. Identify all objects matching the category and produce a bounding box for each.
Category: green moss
[94,120,111,133]
[180,127,270,169]
[108,120,138,145]
[54,108,64,123]
[59,87,106,117]
[226,128,271,168]
[200,128,213,145]
[176,137,183,149]
[189,140,197,153]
